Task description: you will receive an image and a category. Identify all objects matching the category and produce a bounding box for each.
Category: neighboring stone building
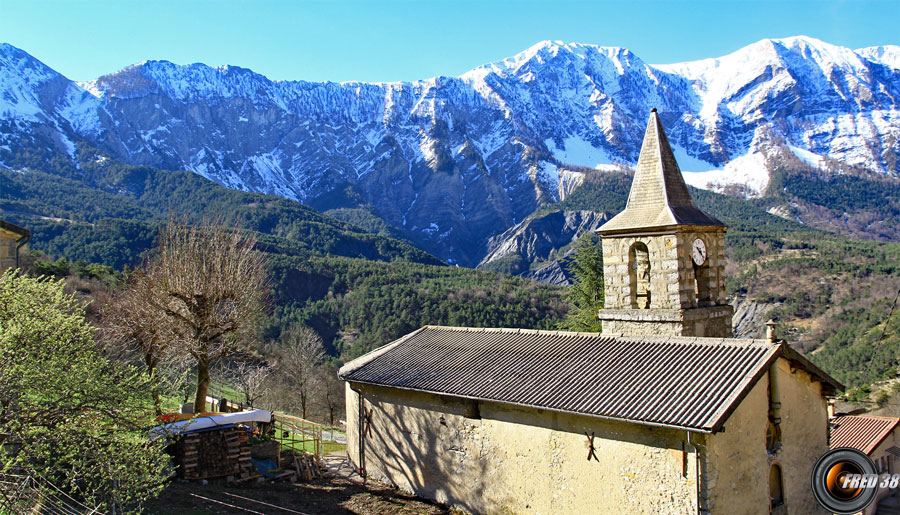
[340,110,842,514]
[829,414,900,514]
[0,220,30,273]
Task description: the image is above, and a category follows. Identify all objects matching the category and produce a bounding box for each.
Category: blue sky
[1,0,897,83]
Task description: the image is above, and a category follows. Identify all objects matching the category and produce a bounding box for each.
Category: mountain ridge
[1,36,898,265]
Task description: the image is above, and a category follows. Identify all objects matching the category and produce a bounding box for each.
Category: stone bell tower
[596,109,733,337]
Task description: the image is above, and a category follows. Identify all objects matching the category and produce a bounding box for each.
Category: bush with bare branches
[271,325,326,419]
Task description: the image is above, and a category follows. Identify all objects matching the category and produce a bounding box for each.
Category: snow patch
[856,45,900,70]
[670,145,716,171]
[58,83,102,133]
[60,134,76,161]
[682,151,770,195]
[788,145,827,168]
[422,222,440,236]
[545,136,613,168]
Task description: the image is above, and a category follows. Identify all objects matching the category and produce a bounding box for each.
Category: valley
[2,35,900,402]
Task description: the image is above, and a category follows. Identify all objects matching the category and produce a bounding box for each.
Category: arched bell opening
[628,242,651,309]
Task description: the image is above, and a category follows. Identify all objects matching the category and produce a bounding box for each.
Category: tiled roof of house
[597,110,724,234]
[340,326,841,433]
[830,415,900,454]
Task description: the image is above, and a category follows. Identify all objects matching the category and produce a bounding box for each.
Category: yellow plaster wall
[705,357,830,514]
[704,377,771,514]
[0,235,17,272]
[345,383,697,514]
[345,354,830,514]
[771,358,830,514]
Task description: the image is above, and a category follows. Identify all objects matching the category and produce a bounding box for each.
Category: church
[339,110,842,514]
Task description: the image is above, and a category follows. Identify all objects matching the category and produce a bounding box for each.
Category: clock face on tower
[692,238,707,266]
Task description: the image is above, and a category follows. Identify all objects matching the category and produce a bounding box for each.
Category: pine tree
[560,237,604,332]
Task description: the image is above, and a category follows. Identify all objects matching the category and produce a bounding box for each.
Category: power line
[878,281,900,344]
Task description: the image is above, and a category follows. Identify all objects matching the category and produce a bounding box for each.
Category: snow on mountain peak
[469,40,636,79]
[0,43,66,119]
[0,36,897,241]
[857,45,900,69]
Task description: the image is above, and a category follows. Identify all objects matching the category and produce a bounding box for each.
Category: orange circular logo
[811,447,878,514]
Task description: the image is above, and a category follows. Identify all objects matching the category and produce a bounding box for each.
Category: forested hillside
[2,144,567,360]
[7,137,900,399]
[498,167,900,396]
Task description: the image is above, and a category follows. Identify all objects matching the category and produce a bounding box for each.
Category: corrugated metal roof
[0,220,29,238]
[830,415,900,454]
[340,326,823,433]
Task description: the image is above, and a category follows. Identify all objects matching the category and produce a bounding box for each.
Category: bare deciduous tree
[317,364,345,427]
[214,360,272,408]
[102,271,175,414]
[272,325,325,419]
[137,219,269,411]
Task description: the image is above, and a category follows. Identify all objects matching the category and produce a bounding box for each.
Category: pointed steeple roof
[598,109,724,234]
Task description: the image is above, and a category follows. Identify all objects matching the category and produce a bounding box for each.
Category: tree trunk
[147,364,163,416]
[195,360,211,412]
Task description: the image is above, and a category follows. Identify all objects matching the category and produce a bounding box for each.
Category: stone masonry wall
[601,314,732,338]
[600,229,726,311]
[345,383,698,514]
[599,228,731,337]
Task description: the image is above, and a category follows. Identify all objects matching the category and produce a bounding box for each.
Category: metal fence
[0,473,103,515]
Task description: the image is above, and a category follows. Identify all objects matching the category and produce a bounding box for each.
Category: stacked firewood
[175,426,256,482]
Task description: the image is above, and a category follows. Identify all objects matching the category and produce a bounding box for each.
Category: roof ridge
[838,414,900,422]
[337,326,427,377]
[343,325,840,433]
[424,325,602,337]
[423,325,775,346]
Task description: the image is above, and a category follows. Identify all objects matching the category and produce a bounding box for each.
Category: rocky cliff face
[479,210,607,269]
[1,37,898,265]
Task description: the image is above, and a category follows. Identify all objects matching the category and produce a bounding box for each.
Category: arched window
[628,242,651,309]
[693,261,711,306]
[769,464,784,508]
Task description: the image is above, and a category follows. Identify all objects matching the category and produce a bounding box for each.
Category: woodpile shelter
[152,408,327,484]
[171,426,256,481]
[340,110,843,514]
[152,410,274,482]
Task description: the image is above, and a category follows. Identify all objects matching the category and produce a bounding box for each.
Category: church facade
[340,110,841,514]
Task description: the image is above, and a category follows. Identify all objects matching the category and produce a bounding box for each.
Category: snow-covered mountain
[1,37,898,265]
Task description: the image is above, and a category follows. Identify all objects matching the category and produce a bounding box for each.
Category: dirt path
[145,453,453,515]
